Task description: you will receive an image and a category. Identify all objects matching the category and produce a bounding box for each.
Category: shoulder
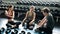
[26,11,29,14]
[48,13,53,17]
[5,10,7,12]
[47,14,53,20]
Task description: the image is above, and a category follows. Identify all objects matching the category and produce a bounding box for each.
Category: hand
[34,25,40,29]
[36,24,42,28]
[38,20,41,22]
[29,22,32,25]
[11,25,14,28]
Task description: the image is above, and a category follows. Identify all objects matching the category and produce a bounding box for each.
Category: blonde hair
[30,5,35,9]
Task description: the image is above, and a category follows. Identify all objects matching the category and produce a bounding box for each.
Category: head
[7,5,14,11]
[29,6,35,12]
[41,7,50,16]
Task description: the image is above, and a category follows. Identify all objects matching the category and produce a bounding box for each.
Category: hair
[7,5,13,11]
[41,7,50,13]
[30,5,35,9]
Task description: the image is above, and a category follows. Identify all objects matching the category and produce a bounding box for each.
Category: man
[37,7,55,34]
[22,6,36,29]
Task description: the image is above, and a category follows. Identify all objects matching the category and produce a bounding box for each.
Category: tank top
[27,11,34,20]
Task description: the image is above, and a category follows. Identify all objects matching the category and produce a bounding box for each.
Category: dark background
[0,0,60,28]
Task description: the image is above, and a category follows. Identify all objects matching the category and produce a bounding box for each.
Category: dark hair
[7,5,13,11]
[41,7,50,13]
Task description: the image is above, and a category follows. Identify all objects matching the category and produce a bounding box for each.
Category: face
[41,11,46,16]
[30,7,35,12]
[9,6,13,11]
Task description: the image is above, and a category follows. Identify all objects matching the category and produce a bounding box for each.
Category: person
[5,5,16,28]
[36,7,55,34]
[22,6,36,29]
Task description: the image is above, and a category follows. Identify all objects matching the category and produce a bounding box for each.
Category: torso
[6,10,14,21]
[43,13,54,29]
[27,11,34,20]
[8,11,13,16]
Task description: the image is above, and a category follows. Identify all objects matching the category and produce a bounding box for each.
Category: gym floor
[0,18,60,34]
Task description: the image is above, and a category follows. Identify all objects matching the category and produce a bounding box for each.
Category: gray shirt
[46,13,55,30]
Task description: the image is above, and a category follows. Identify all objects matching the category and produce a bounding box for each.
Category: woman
[22,6,36,29]
[5,5,15,28]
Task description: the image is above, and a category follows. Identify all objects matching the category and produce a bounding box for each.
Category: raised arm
[5,11,15,18]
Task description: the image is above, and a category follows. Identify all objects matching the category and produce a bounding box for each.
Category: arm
[12,11,15,18]
[22,12,28,23]
[5,10,8,16]
[5,11,12,18]
[29,12,36,24]
[38,16,47,27]
[5,11,15,18]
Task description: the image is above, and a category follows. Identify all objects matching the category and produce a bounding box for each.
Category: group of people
[5,5,55,34]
